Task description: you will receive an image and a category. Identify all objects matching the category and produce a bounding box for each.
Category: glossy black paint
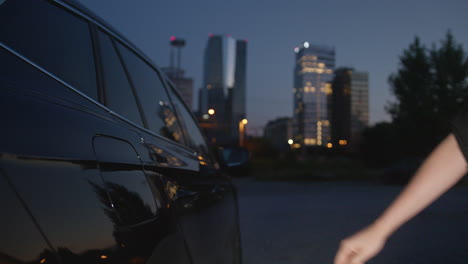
[0,1,241,264]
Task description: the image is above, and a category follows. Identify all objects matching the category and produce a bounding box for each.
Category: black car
[0,1,241,264]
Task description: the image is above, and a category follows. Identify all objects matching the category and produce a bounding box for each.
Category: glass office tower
[198,34,247,145]
[350,71,369,136]
[293,42,335,147]
[331,68,369,149]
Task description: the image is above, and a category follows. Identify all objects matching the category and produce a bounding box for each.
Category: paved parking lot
[234,179,468,264]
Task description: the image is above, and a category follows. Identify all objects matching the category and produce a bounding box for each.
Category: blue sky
[78,0,468,135]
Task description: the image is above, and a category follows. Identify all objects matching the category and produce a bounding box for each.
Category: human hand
[334,225,387,264]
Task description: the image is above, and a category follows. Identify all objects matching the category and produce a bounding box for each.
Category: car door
[93,27,194,264]
[163,81,241,264]
[112,38,240,264]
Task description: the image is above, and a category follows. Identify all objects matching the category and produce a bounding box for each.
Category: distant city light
[294,47,299,53]
[288,139,294,145]
[244,39,249,42]
[304,41,310,48]
[327,143,333,148]
[208,109,215,115]
[226,34,232,37]
[241,119,248,125]
[170,36,176,41]
[100,255,108,260]
[208,33,214,37]
[203,114,209,119]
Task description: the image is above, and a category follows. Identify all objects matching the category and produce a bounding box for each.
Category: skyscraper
[293,42,335,148]
[200,34,224,117]
[350,71,369,137]
[198,34,247,145]
[331,68,369,149]
[230,40,247,140]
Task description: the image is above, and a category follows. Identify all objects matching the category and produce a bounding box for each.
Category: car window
[116,42,185,144]
[97,30,144,127]
[0,0,98,100]
[165,82,210,157]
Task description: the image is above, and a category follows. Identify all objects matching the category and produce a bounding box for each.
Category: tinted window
[0,0,98,100]
[97,30,144,126]
[116,42,184,144]
[165,82,209,157]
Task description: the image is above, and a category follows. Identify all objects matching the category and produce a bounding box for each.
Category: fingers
[334,241,357,264]
[334,241,374,264]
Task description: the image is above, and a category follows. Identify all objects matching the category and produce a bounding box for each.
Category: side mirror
[217,147,250,177]
[221,147,249,168]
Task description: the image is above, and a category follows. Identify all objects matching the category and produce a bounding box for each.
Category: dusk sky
[78,0,468,135]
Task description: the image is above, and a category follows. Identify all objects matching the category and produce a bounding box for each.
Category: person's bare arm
[335,134,467,264]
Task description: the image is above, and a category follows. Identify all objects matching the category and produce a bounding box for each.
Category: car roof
[56,0,159,73]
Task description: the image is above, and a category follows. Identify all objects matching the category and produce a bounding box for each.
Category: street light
[208,109,215,115]
[239,119,248,147]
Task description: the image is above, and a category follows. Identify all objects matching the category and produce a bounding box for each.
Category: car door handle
[211,184,225,194]
[176,189,199,209]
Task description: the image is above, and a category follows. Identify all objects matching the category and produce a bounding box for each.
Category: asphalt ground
[234,178,468,264]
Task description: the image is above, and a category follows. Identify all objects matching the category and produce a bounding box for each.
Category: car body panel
[0,1,241,264]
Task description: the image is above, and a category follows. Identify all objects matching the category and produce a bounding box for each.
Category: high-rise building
[200,35,224,117]
[350,71,369,136]
[293,42,335,148]
[230,40,247,140]
[331,67,369,149]
[198,34,247,145]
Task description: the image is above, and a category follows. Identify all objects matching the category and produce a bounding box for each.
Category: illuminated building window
[304,138,317,145]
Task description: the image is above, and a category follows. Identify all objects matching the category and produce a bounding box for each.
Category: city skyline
[77,0,468,136]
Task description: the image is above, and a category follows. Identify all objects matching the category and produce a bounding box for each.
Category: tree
[360,122,399,167]
[387,31,468,157]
